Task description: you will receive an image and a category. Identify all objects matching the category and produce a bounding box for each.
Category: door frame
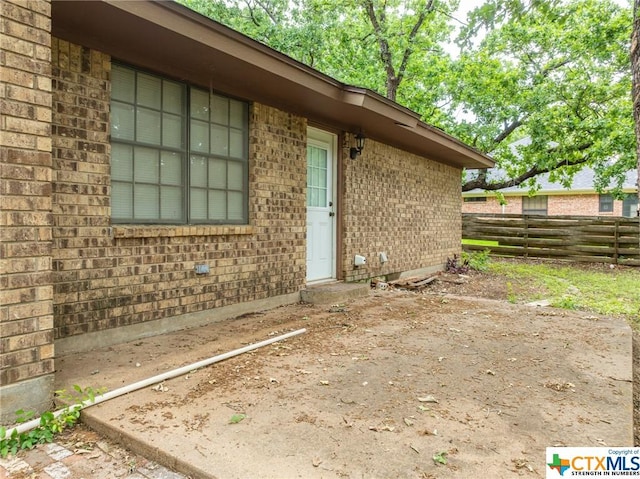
[306,126,338,283]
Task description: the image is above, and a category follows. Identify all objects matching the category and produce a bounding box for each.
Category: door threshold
[305,278,338,287]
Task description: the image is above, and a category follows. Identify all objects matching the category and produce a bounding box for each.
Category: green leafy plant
[553,295,579,310]
[433,451,448,465]
[0,385,105,458]
[461,249,491,272]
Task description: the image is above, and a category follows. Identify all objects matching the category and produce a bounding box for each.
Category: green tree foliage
[455,0,634,193]
[179,0,634,195]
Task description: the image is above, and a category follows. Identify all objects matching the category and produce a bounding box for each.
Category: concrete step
[300,281,370,304]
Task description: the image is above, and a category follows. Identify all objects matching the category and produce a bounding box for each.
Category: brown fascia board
[51,0,494,169]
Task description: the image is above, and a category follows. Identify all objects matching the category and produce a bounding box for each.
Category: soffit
[51,0,493,169]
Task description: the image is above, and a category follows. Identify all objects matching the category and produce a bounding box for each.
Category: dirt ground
[49,262,632,479]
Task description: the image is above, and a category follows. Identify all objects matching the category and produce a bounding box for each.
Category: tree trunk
[633,0,640,215]
[386,78,398,102]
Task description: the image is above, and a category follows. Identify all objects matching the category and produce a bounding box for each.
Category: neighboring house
[0,0,493,419]
[462,168,638,217]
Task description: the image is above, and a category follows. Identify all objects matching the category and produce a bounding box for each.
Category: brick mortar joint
[111,225,256,239]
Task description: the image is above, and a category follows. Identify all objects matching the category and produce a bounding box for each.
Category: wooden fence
[462,213,640,266]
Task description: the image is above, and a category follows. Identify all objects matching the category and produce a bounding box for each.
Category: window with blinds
[599,194,614,213]
[623,194,638,217]
[110,64,249,224]
[522,195,548,215]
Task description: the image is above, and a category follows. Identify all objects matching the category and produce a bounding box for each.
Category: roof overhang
[51,0,494,169]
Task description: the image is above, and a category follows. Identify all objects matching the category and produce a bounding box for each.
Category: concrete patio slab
[53,292,633,479]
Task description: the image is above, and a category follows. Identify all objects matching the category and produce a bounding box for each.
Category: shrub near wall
[51,40,307,346]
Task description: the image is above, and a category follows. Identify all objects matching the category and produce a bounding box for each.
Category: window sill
[112,224,255,238]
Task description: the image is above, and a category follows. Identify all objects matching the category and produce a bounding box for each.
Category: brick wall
[547,194,625,216]
[250,104,307,292]
[50,41,307,344]
[0,0,54,420]
[51,38,112,338]
[342,138,462,281]
[462,196,522,214]
[462,194,627,216]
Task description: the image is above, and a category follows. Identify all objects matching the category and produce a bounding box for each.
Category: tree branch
[363,0,397,99]
[396,1,433,86]
[492,118,523,145]
[462,148,592,192]
[253,0,279,24]
[243,1,262,27]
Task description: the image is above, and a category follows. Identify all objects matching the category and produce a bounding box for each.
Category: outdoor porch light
[350,132,365,159]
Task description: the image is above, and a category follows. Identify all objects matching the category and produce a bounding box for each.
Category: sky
[455,0,475,20]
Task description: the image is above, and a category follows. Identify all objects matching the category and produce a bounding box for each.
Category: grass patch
[462,239,499,246]
[488,259,640,326]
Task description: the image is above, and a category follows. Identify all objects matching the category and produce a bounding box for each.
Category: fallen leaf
[74,448,93,455]
[512,458,533,472]
[152,383,168,392]
[229,413,246,424]
[433,451,448,465]
[369,425,395,432]
[544,381,575,392]
[96,441,111,453]
[417,395,438,403]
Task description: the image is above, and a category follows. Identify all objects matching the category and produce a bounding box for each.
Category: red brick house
[0,0,493,420]
[463,168,638,217]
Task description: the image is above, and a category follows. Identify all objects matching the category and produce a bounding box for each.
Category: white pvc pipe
[6,328,306,437]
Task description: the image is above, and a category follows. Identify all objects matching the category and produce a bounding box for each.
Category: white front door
[306,128,336,282]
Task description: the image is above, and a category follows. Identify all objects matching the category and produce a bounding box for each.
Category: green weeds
[461,249,491,272]
[0,385,105,458]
